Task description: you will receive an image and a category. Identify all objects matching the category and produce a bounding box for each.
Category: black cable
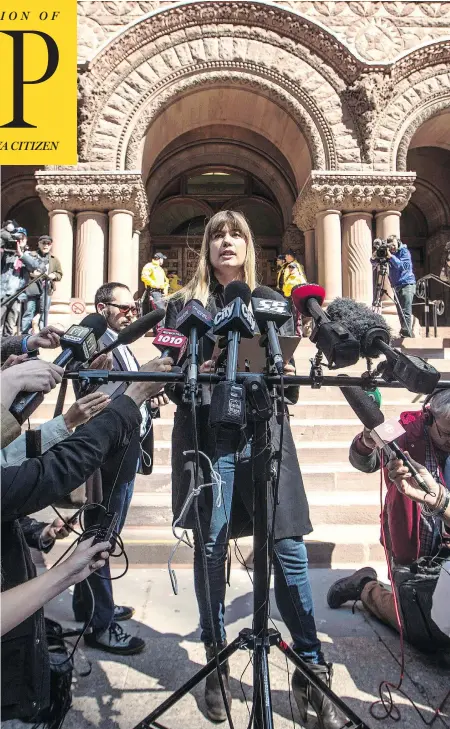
[190,391,235,729]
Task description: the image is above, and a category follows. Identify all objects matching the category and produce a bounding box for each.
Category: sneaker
[114,605,135,621]
[84,621,145,655]
[327,567,378,609]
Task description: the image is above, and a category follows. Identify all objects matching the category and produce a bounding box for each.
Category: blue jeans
[21,296,41,334]
[395,283,416,335]
[193,432,323,664]
[72,477,135,634]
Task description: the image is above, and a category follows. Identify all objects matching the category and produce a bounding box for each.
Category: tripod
[372,261,412,337]
[130,373,369,729]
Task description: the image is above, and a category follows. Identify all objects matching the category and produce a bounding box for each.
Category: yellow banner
[0,1,77,164]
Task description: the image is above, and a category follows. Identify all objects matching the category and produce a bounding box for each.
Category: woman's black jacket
[165,286,312,540]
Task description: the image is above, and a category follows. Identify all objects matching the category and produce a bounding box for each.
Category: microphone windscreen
[224,281,251,306]
[79,312,108,340]
[327,298,391,358]
[340,385,385,430]
[291,284,325,315]
[252,285,285,302]
[117,309,165,345]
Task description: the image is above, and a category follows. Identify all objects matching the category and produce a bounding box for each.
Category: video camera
[372,238,389,263]
[1,221,27,251]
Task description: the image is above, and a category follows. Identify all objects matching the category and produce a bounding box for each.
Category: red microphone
[291,284,326,319]
[153,327,187,364]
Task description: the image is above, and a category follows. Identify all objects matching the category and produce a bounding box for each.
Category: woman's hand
[387,451,439,504]
[89,352,113,370]
[60,536,111,584]
[63,391,111,430]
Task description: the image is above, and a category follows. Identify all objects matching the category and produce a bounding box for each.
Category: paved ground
[44,566,450,729]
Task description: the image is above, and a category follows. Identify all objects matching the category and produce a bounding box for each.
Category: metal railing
[415,274,450,337]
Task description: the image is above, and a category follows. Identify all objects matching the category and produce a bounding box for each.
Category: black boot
[327,567,378,609]
[204,642,232,722]
[292,663,347,729]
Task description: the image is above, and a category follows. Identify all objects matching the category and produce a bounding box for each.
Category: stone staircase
[32,336,449,569]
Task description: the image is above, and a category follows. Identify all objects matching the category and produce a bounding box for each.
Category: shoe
[204,642,232,722]
[114,605,135,621]
[292,662,347,729]
[327,567,378,609]
[84,621,145,655]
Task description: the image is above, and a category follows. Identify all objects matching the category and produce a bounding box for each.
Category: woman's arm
[1,537,110,636]
[387,452,450,526]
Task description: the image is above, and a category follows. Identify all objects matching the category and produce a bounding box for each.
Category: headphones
[422,391,435,426]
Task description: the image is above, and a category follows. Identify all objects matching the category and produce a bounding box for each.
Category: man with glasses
[72,282,168,654]
[327,389,450,646]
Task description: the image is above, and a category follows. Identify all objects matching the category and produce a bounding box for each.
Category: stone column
[304,229,315,281]
[341,212,373,305]
[48,209,74,311]
[75,212,107,309]
[375,210,401,313]
[131,230,140,297]
[108,209,134,291]
[316,210,342,303]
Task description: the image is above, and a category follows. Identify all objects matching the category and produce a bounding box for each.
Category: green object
[366,388,382,408]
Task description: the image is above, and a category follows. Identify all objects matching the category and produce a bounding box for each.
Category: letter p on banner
[0,1,77,164]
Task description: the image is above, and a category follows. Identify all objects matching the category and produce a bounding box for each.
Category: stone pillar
[375,210,401,313]
[131,230,140,297]
[316,210,342,303]
[75,212,107,309]
[341,212,373,305]
[108,209,134,291]
[48,210,74,310]
[304,229,315,282]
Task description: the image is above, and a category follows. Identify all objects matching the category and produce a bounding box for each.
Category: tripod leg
[275,638,370,729]
[131,638,241,729]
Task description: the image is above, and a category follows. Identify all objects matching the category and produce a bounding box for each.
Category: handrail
[0,272,48,308]
[417,273,450,291]
[415,275,449,337]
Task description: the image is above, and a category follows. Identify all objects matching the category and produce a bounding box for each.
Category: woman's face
[209,223,247,275]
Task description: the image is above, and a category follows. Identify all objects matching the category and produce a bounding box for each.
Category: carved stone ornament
[342,71,393,163]
[282,224,305,256]
[34,171,149,230]
[293,172,416,231]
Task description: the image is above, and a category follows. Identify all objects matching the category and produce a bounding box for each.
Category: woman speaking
[165,211,341,729]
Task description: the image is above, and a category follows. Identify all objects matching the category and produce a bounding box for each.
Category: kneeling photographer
[327,390,450,654]
[372,234,416,337]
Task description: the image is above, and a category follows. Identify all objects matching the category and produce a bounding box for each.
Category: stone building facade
[2,1,450,323]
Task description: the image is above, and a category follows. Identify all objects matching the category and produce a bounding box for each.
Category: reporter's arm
[349,433,381,473]
[1,404,21,448]
[1,416,70,468]
[1,537,110,637]
[1,395,142,521]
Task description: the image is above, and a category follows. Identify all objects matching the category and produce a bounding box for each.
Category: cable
[190,391,235,729]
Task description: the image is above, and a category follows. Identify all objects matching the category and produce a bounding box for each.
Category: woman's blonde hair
[172,210,258,305]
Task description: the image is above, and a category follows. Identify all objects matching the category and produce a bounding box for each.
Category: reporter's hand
[64,391,111,430]
[2,359,64,408]
[89,352,113,370]
[126,357,173,406]
[150,393,170,409]
[387,451,438,503]
[200,360,214,373]
[283,362,295,376]
[1,353,28,370]
[27,325,63,350]
[61,536,111,584]
[360,427,377,450]
[48,273,57,280]
[41,517,72,543]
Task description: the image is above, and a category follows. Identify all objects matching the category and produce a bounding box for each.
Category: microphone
[153,327,187,363]
[175,299,213,397]
[251,285,292,375]
[327,298,440,394]
[210,282,255,429]
[340,383,431,494]
[10,313,107,424]
[86,309,165,364]
[291,284,360,369]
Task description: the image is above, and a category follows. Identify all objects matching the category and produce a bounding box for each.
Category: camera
[372,238,389,262]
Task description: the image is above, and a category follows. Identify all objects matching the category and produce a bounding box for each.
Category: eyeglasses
[433,419,450,439]
[105,302,138,316]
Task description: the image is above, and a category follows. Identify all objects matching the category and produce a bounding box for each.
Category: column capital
[49,209,74,220]
[35,170,149,230]
[293,171,416,231]
[108,209,134,218]
[375,210,402,220]
[341,210,373,220]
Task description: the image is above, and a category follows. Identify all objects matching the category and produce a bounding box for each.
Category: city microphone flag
[0,0,77,164]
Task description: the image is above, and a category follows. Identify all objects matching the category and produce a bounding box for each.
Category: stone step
[153,440,360,466]
[41,524,384,568]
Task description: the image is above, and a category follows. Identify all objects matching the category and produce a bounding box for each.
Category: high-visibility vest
[141,261,169,293]
[282,260,307,297]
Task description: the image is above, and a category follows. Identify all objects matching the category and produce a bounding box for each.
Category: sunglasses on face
[105,302,138,316]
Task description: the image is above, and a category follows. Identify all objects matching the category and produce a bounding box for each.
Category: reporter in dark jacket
[1,361,171,724]
[165,211,343,729]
